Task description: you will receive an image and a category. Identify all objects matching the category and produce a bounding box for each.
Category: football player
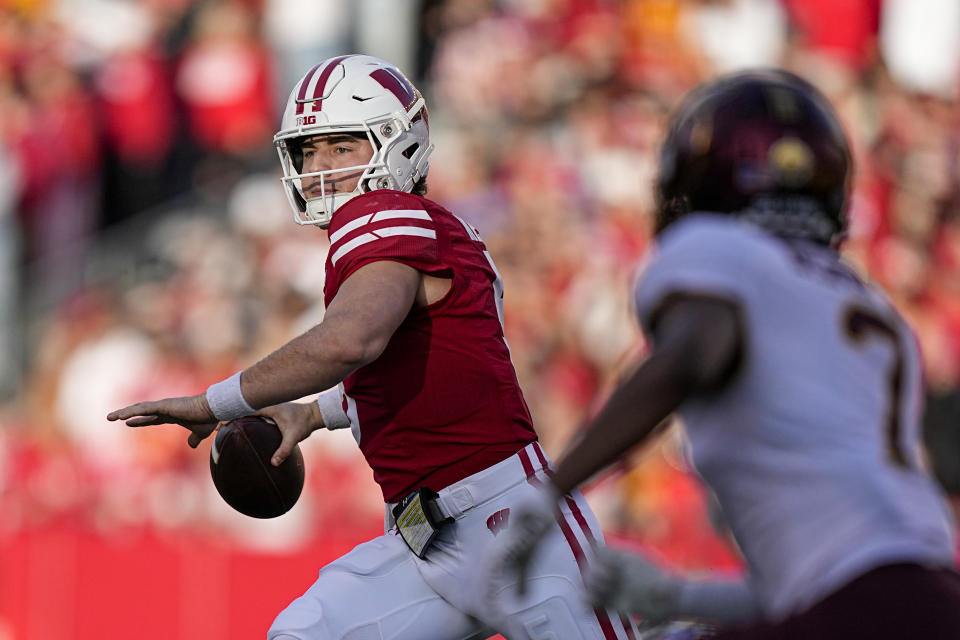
[485,69,960,639]
[107,55,637,640]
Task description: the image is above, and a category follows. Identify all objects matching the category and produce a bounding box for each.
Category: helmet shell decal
[369,68,417,111]
[296,54,352,116]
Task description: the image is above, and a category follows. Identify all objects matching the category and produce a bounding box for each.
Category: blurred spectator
[263,0,352,96]
[51,288,160,472]
[93,31,179,225]
[7,14,101,310]
[780,0,882,71]
[355,0,420,79]
[881,0,960,99]
[0,146,20,399]
[173,1,275,160]
[682,0,787,73]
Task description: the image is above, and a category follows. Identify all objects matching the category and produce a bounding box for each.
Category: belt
[385,441,548,531]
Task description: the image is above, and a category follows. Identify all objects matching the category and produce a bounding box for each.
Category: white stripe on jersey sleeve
[331,232,378,264]
[374,226,436,240]
[330,227,437,265]
[371,209,431,223]
[329,214,373,244]
[329,209,431,244]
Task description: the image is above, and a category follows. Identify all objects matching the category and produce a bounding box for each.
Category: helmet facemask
[276,127,384,228]
[274,55,433,229]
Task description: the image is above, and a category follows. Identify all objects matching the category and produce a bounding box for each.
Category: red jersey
[323,190,537,502]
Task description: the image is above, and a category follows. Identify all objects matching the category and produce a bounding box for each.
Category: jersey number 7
[843,306,910,469]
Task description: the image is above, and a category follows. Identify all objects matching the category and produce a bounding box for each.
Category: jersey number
[842,306,909,469]
[453,215,506,332]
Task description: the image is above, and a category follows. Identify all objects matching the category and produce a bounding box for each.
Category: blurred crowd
[0,0,959,570]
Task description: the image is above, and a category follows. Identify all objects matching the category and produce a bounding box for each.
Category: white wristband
[316,388,349,430]
[205,371,255,421]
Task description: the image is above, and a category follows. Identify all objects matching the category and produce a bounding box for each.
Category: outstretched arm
[107,260,422,448]
[237,259,420,408]
[486,294,744,601]
[551,294,743,495]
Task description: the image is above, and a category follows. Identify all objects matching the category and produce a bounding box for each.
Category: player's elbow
[324,332,389,372]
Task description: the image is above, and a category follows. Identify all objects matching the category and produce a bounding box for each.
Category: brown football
[210,416,305,519]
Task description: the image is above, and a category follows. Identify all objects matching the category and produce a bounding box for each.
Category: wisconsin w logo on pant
[486,508,510,536]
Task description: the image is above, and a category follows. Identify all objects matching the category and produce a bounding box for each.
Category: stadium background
[0,0,958,638]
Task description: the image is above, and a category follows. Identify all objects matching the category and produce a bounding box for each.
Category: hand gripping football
[210,416,305,518]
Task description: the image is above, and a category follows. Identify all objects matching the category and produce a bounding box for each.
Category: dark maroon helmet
[656,69,852,245]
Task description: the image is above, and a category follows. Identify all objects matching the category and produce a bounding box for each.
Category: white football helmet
[273,55,433,227]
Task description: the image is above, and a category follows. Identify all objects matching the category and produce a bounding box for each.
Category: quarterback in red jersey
[322,188,537,503]
[108,55,637,640]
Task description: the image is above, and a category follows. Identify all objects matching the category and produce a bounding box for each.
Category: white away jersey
[634,214,956,620]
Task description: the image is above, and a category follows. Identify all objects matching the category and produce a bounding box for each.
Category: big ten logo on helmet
[296,115,317,126]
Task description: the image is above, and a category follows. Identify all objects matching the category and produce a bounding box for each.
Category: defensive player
[485,69,960,639]
[107,55,637,640]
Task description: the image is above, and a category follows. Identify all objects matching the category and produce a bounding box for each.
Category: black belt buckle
[392,487,453,558]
